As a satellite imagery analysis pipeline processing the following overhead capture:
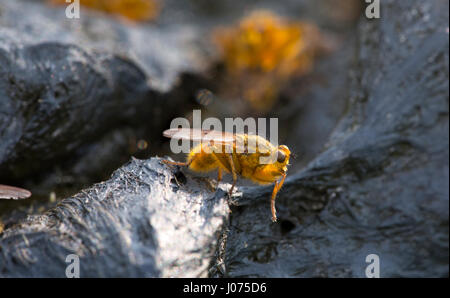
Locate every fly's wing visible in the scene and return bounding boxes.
[163,128,244,152]
[163,128,234,143]
[0,185,32,200]
[163,129,270,154]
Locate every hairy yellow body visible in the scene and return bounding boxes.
[187,135,289,185]
[162,129,291,222]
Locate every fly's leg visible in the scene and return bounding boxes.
[216,168,223,189]
[277,173,287,191]
[161,159,192,167]
[209,144,238,199]
[217,167,223,182]
[226,154,237,198]
[271,173,286,222]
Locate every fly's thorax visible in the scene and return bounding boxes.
[238,134,276,166]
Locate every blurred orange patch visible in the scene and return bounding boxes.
[49,0,161,22]
[213,11,325,112]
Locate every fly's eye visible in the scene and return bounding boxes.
[277,150,286,163]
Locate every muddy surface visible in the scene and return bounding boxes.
[219,0,449,277]
[0,158,230,277]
